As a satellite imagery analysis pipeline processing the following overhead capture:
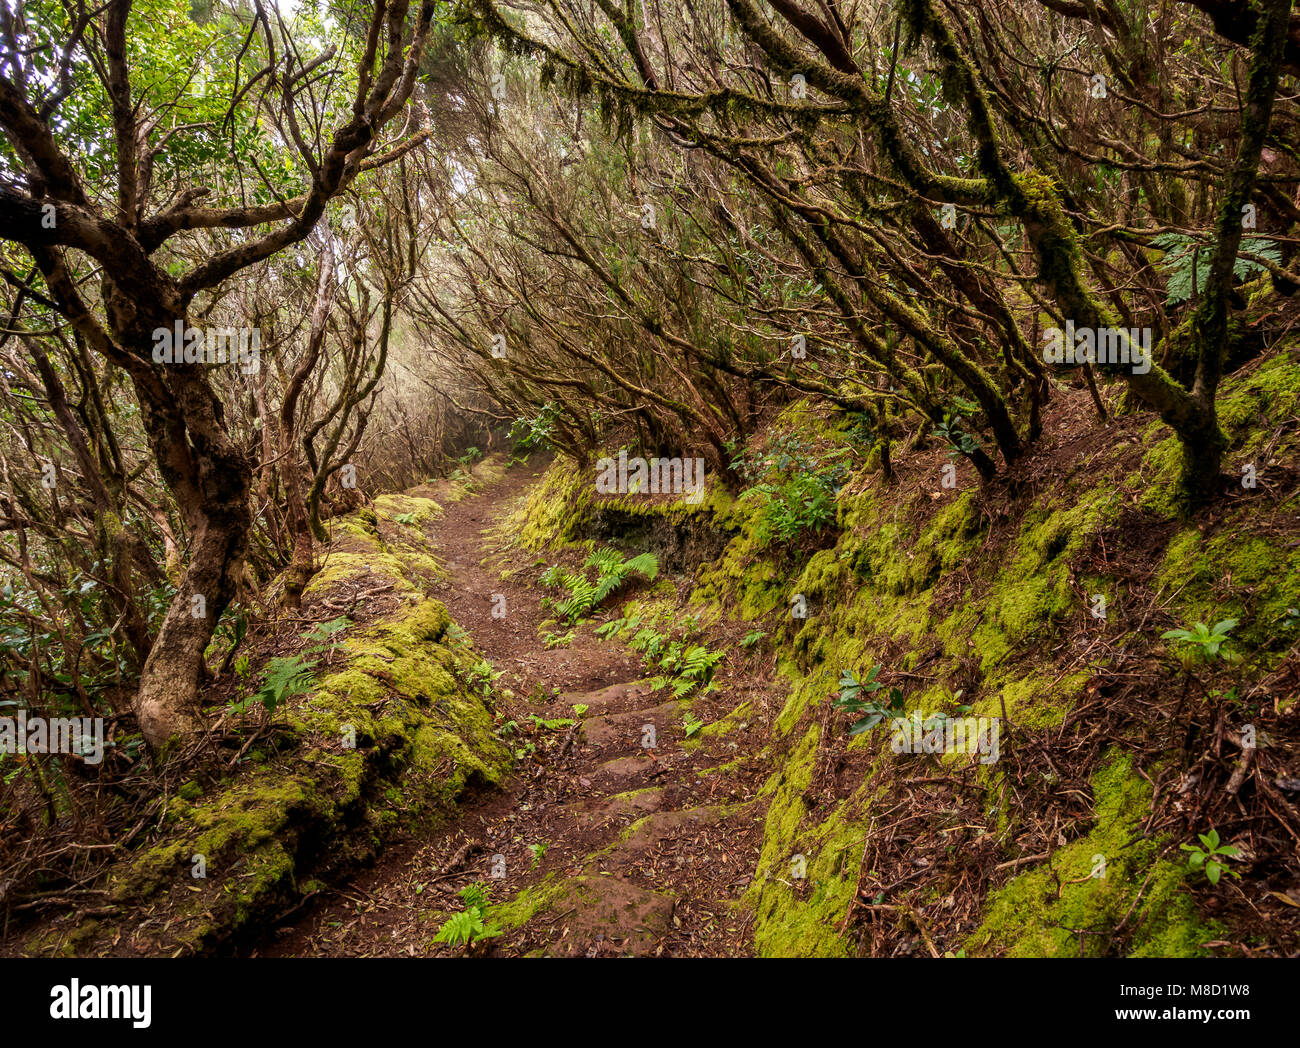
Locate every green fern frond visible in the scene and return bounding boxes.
[583,547,624,573]
[621,552,659,581]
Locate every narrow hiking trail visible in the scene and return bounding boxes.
[252,460,771,957]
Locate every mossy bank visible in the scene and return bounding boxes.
[16,473,510,957]
[509,350,1300,957]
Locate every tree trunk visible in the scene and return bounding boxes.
[135,505,249,750]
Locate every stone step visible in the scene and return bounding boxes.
[527,875,675,957]
[561,680,657,714]
[580,699,682,749]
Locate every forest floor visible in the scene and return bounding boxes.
[248,458,776,957]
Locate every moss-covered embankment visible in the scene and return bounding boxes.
[509,350,1300,957]
[19,481,510,957]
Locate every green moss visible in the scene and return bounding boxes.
[489,873,572,930]
[1139,436,1184,518]
[1217,350,1300,449]
[978,670,1089,733]
[746,724,865,957]
[698,701,752,739]
[504,459,593,551]
[373,493,443,527]
[970,753,1215,957]
[1158,526,1300,659]
[114,777,318,900]
[970,486,1118,671]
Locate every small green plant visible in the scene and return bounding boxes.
[740,629,766,648]
[833,666,905,735]
[542,629,575,649]
[228,616,351,716]
[393,512,419,526]
[433,883,500,949]
[683,714,704,738]
[1162,618,1238,662]
[528,842,548,869]
[571,703,589,716]
[931,397,984,459]
[540,549,659,623]
[1180,828,1241,885]
[466,659,502,696]
[528,714,575,730]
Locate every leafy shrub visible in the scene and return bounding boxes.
[731,433,848,543]
[833,666,905,735]
[507,403,559,452]
[930,396,985,459]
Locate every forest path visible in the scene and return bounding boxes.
[252,457,765,957]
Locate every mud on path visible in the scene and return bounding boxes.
[250,459,770,957]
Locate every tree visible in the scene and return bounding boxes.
[0,0,439,749]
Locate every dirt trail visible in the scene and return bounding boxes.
[252,459,768,957]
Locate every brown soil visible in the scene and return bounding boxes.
[247,458,773,957]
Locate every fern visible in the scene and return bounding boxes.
[591,570,626,607]
[554,573,597,620]
[434,883,500,949]
[620,553,659,581]
[631,627,666,657]
[433,910,481,947]
[459,882,490,911]
[542,549,660,623]
[679,645,723,682]
[229,616,351,716]
[1153,232,1281,306]
[252,655,317,714]
[583,548,624,574]
[644,639,724,697]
